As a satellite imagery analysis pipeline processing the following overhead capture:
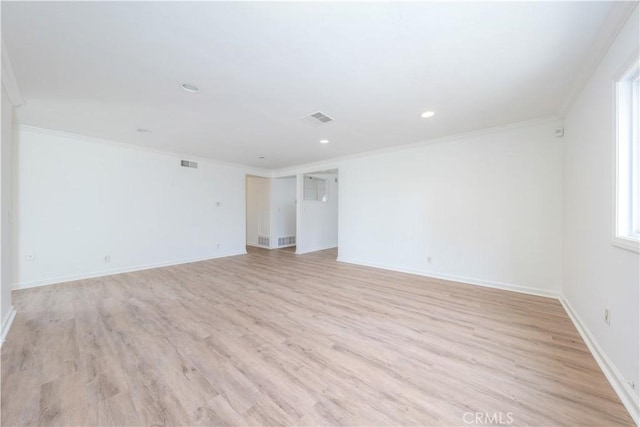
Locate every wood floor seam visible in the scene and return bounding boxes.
[1,247,633,426]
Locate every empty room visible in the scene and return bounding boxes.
[1,1,639,426]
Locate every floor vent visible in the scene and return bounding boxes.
[278,236,296,247]
[258,236,270,246]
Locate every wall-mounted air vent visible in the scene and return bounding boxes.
[181,160,198,169]
[278,236,296,247]
[309,111,334,123]
[258,236,270,246]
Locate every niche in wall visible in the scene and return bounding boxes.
[296,170,339,255]
[303,175,328,202]
[246,175,296,249]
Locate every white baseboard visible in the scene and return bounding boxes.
[246,243,271,249]
[1,306,16,346]
[13,250,247,290]
[336,257,637,423]
[336,257,560,299]
[560,297,639,425]
[246,243,296,250]
[296,244,338,255]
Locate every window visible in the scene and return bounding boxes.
[614,61,639,252]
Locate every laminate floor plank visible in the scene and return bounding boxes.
[1,247,634,426]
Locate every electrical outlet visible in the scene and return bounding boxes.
[427,257,432,264]
[26,253,35,262]
[104,255,111,262]
[604,307,611,326]
[216,243,220,249]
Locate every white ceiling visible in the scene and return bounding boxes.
[2,1,620,169]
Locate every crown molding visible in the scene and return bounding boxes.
[18,114,560,180]
[1,41,24,107]
[271,115,561,177]
[558,2,638,118]
[17,124,272,176]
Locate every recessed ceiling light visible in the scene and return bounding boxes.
[181,83,199,93]
[421,111,435,118]
[320,139,329,144]
[137,128,152,133]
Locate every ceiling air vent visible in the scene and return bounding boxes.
[181,160,198,169]
[309,111,334,123]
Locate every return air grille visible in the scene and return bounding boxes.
[258,236,270,246]
[278,236,296,246]
[181,160,198,168]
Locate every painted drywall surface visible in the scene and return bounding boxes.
[296,173,338,254]
[14,127,247,288]
[1,86,14,330]
[562,6,639,408]
[338,121,563,295]
[2,2,623,170]
[246,176,271,247]
[270,177,296,246]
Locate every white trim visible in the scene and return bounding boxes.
[246,243,296,250]
[296,245,338,255]
[18,125,271,177]
[18,117,561,179]
[560,297,639,425]
[1,42,24,106]
[1,306,16,346]
[336,257,559,299]
[612,236,640,253]
[559,2,638,118]
[247,243,273,250]
[13,250,247,290]
[272,115,561,177]
[336,257,638,423]
[613,58,640,254]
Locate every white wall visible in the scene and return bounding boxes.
[562,6,639,422]
[246,175,271,247]
[14,127,248,288]
[1,86,15,339]
[246,176,296,249]
[270,177,296,245]
[337,121,563,296]
[296,173,338,254]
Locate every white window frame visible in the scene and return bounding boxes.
[613,60,640,253]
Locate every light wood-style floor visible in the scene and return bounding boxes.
[1,247,633,426]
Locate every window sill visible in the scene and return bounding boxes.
[612,236,640,253]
